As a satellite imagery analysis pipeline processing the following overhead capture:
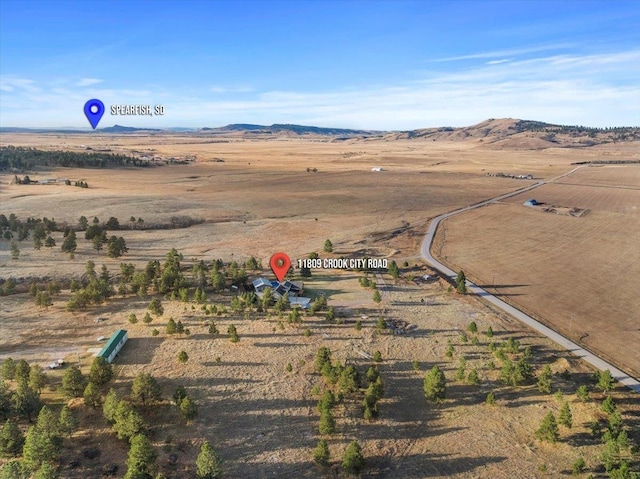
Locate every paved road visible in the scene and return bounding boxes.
[419,169,640,393]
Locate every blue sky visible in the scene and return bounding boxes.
[0,0,638,129]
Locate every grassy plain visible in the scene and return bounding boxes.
[435,165,640,378]
[0,132,639,477]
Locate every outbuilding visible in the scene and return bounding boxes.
[97,329,128,363]
[523,199,539,206]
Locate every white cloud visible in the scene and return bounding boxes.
[210,85,254,94]
[431,43,574,62]
[1,49,639,129]
[76,78,103,87]
[0,76,39,93]
[486,59,511,65]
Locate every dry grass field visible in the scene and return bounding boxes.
[1,132,639,477]
[435,165,640,378]
[3,269,637,478]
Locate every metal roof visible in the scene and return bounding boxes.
[97,329,127,360]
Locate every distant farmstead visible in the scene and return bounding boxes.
[523,199,539,206]
[97,329,128,363]
[371,167,384,172]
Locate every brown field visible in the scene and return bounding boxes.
[435,165,640,378]
[1,133,639,477]
[3,271,637,478]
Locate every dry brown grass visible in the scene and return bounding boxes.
[1,134,639,478]
[435,165,640,378]
[5,272,635,478]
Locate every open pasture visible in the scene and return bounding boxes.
[435,165,640,377]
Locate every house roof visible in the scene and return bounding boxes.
[289,297,312,308]
[252,278,276,290]
[97,329,127,360]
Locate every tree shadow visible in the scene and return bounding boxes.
[114,337,163,365]
[364,452,508,478]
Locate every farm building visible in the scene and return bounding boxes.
[371,167,384,172]
[97,329,128,363]
[252,278,311,308]
[523,199,539,206]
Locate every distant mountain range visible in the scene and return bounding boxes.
[382,118,639,149]
[203,123,377,136]
[1,119,638,148]
[0,123,373,136]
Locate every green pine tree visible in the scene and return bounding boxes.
[535,412,560,443]
[195,440,221,479]
[313,439,330,466]
[89,357,113,386]
[102,389,120,423]
[124,434,157,479]
[372,290,382,304]
[558,401,573,428]
[0,418,24,456]
[423,365,446,401]
[83,382,101,408]
[131,373,162,406]
[318,409,335,435]
[342,440,365,474]
[597,370,615,393]
[180,396,198,422]
[57,406,77,438]
[537,365,553,394]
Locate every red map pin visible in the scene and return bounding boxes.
[270,252,291,282]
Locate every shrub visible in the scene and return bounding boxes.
[572,457,586,475]
[445,343,454,358]
[228,324,239,343]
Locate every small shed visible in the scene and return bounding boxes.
[371,167,384,172]
[523,199,539,206]
[97,329,128,363]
